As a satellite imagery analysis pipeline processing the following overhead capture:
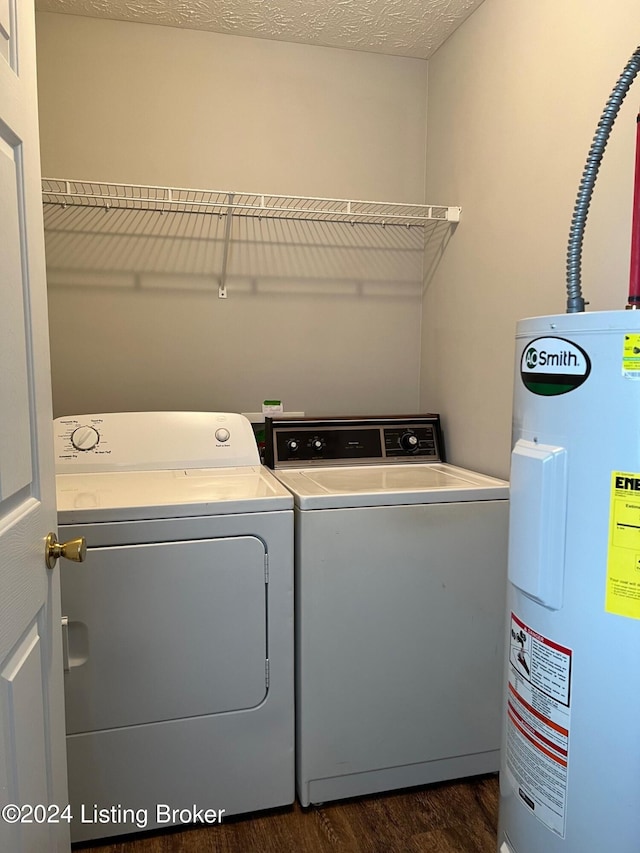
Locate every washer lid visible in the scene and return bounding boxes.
[56,465,293,524]
[274,463,508,509]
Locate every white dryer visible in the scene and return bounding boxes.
[265,415,509,807]
[54,412,294,842]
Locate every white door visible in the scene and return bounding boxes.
[0,1,70,851]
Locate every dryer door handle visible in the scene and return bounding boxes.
[61,616,70,672]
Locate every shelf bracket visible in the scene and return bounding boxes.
[219,191,235,298]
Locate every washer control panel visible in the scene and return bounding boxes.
[265,415,444,468]
[54,411,260,473]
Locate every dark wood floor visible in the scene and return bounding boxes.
[75,775,499,853]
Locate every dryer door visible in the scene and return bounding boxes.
[62,536,268,733]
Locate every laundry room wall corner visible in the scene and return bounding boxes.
[420,0,639,480]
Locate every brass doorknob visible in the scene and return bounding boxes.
[45,532,87,570]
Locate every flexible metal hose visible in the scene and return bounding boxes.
[566,46,640,313]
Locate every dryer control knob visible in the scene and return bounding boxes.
[311,437,325,452]
[70,425,100,451]
[215,428,230,443]
[287,439,300,452]
[400,432,419,451]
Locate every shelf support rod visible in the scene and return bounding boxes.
[219,192,235,298]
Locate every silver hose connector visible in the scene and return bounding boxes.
[566,46,640,313]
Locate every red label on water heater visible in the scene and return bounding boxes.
[505,613,572,838]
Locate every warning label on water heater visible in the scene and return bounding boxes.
[621,333,640,379]
[505,613,572,839]
[606,472,640,619]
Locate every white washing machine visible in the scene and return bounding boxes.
[265,415,509,807]
[54,412,294,843]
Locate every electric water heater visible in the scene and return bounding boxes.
[497,41,640,852]
[497,311,640,852]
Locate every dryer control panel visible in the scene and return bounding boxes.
[54,411,260,473]
[265,415,444,468]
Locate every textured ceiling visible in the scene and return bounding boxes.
[35,0,486,59]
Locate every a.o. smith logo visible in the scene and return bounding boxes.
[525,346,579,370]
[521,336,590,396]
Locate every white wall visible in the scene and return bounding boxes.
[421,0,640,477]
[36,13,429,418]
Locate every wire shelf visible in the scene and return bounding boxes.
[42,178,461,226]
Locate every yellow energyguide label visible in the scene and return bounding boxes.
[622,333,640,377]
[606,472,640,619]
